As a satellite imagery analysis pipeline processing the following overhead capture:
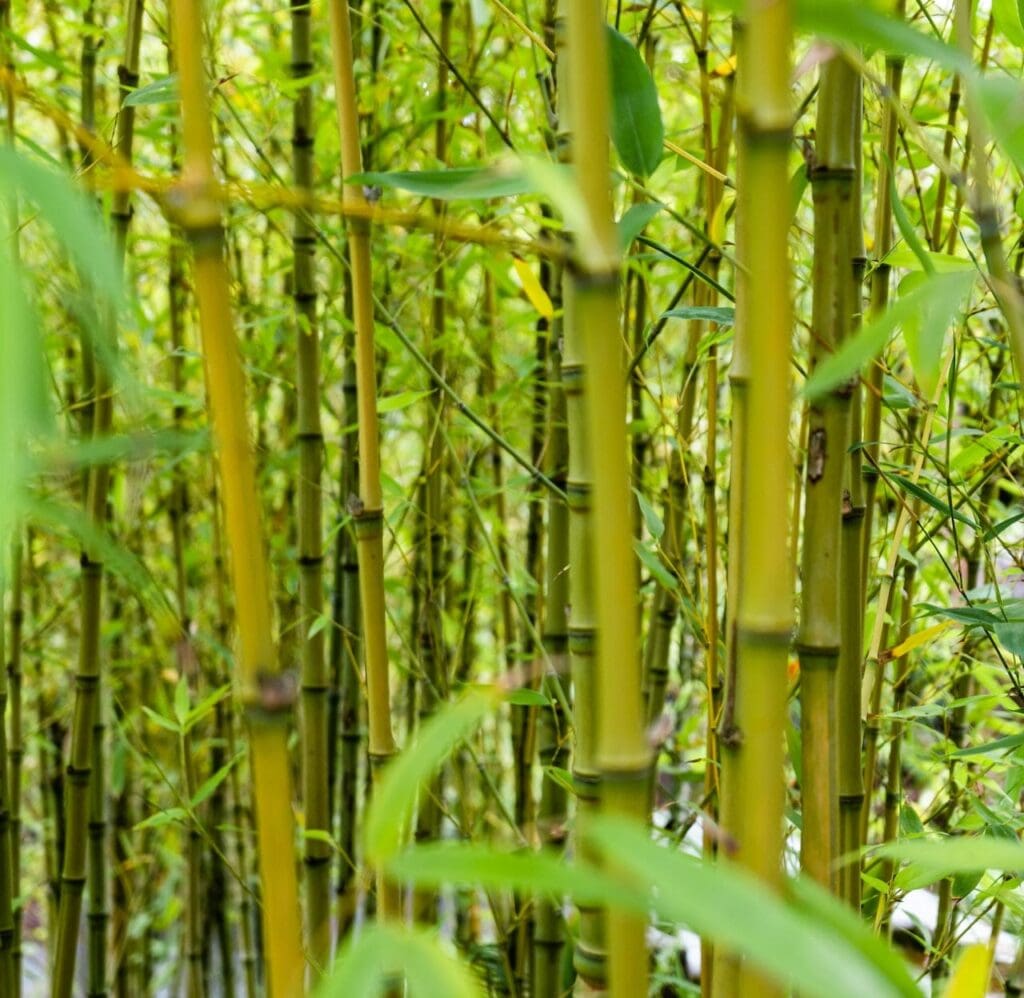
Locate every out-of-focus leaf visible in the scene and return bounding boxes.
[124,73,179,106]
[618,202,661,249]
[942,944,991,998]
[348,166,537,200]
[586,817,920,998]
[364,689,496,863]
[318,924,481,998]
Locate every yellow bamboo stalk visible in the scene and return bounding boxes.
[328,0,399,920]
[168,0,303,991]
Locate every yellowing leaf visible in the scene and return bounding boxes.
[713,53,737,77]
[942,944,990,998]
[512,257,553,319]
[887,621,953,660]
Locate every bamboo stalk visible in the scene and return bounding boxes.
[168,0,304,991]
[565,4,649,994]
[836,67,866,909]
[288,0,331,974]
[798,52,858,889]
[716,0,793,991]
[328,0,399,920]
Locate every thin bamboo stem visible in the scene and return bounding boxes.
[328,0,399,921]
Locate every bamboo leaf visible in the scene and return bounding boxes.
[606,26,664,178]
[141,706,179,734]
[793,0,973,75]
[888,474,976,527]
[190,753,242,808]
[618,202,661,248]
[378,390,433,414]
[993,0,1024,47]
[123,73,179,106]
[348,166,536,200]
[890,172,934,275]
[659,306,735,327]
[512,257,554,319]
[875,835,1024,888]
[977,77,1024,174]
[586,817,920,998]
[364,689,497,863]
[634,539,678,591]
[887,621,954,659]
[942,945,991,998]
[173,676,190,727]
[993,621,1024,659]
[635,489,665,541]
[384,842,650,913]
[318,924,481,998]
[134,807,188,831]
[950,733,1024,759]
[183,683,233,733]
[506,689,549,707]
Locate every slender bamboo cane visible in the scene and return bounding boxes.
[330,336,362,945]
[328,0,399,919]
[0,556,13,997]
[716,0,793,991]
[798,52,858,889]
[553,5,602,988]
[53,0,145,986]
[862,0,905,629]
[288,0,331,974]
[836,71,866,909]
[412,0,453,928]
[954,0,1024,380]
[6,537,21,996]
[169,0,304,991]
[1,12,22,984]
[711,17,747,996]
[565,4,649,994]
[534,251,569,998]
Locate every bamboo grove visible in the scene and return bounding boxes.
[7,0,1024,994]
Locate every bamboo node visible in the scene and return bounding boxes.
[252,670,298,715]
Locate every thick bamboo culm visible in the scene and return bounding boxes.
[328,0,399,919]
[716,0,793,994]
[798,53,858,889]
[565,3,649,995]
[169,0,304,993]
[289,0,331,975]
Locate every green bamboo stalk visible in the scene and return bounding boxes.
[711,17,747,997]
[836,68,866,910]
[798,52,858,889]
[330,336,362,945]
[288,0,331,974]
[715,0,793,991]
[861,0,905,634]
[52,0,144,985]
[412,0,453,928]
[954,0,1024,380]
[565,4,648,994]
[2,16,21,980]
[328,0,400,920]
[533,248,569,998]
[169,0,304,991]
[0,554,14,998]
[6,536,21,997]
[552,4,602,988]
